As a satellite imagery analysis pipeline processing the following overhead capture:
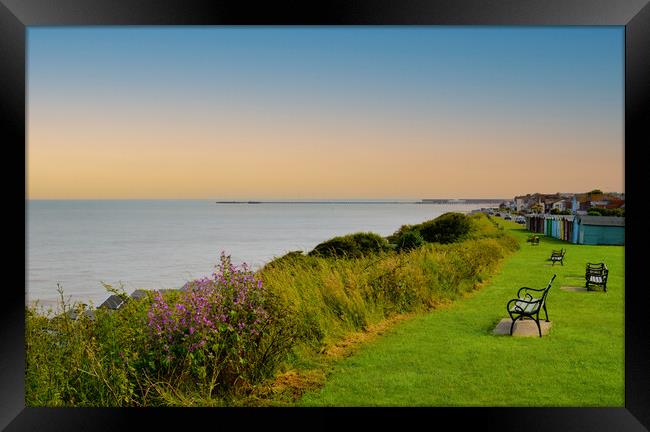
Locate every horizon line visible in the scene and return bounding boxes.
[26,197,511,201]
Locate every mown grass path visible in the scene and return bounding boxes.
[298,221,624,406]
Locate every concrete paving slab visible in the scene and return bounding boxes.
[493,318,552,337]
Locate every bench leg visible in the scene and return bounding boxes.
[534,315,542,338]
[543,304,549,322]
[509,316,520,335]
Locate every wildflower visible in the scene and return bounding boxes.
[146,251,271,363]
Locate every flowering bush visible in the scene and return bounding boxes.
[145,252,298,395]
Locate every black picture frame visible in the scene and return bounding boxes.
[2,0,649,430]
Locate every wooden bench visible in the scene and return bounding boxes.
[550,248,565,266]
[506,274,556,337]
[585,262,609,292]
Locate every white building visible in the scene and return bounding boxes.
[551,200,566,211]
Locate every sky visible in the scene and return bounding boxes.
[27,26,624,200]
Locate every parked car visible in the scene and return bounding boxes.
[515,216,526,224]
[495,212,501,217]
[504,215,512,220]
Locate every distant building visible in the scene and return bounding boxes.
[514,191,624,214]
[605,198,625,209]
[590,200,609,208]
[514,196,527,212]
[551,200,566,211]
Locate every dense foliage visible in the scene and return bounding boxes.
[418,212,473,243]
[587,207,624,217]
[388,212,473,246]
[308,232,391,259]
[394,229,425,253]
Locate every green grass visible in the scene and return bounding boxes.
[298,221,624,406]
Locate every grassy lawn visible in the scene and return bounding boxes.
[298,221,624,406]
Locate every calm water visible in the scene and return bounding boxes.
[27,200,486,307]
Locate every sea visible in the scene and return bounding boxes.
[26,200,489,308]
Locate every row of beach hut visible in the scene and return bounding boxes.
[525,214,624,245]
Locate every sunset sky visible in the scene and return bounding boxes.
[27,27,624,200]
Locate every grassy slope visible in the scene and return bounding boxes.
[298,221,624,406]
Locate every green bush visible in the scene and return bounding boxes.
[26,286,152,407]
[389,213,475,246]
[308,232,390,259]
[418,212,473,244]
[395,229,425,253]
[386,224,415,244]
[264,250,305,270]
[587,207,624,217]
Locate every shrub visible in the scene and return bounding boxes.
[25,284,150,407]
[308,236,357,258]
[145,252,299,395]
[419,212,473,244]
[395,229,425,253]
[389,213,476,246]
[386,224,415,243]
[587,207,624,217]
[308,232,390,259]
[350,232,391,254]
[263,250,305,270]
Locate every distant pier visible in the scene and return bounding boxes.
[216,199,507,205]
[419,199,507,205]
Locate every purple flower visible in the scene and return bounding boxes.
[145,251,271,363]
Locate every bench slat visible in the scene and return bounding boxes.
[511,300,538,314]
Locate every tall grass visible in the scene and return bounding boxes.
[261,223,518,357]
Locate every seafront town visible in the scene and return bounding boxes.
[474,190,625,245]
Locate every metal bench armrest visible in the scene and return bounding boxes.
[517,286,545,298]
[507,298,524,312]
